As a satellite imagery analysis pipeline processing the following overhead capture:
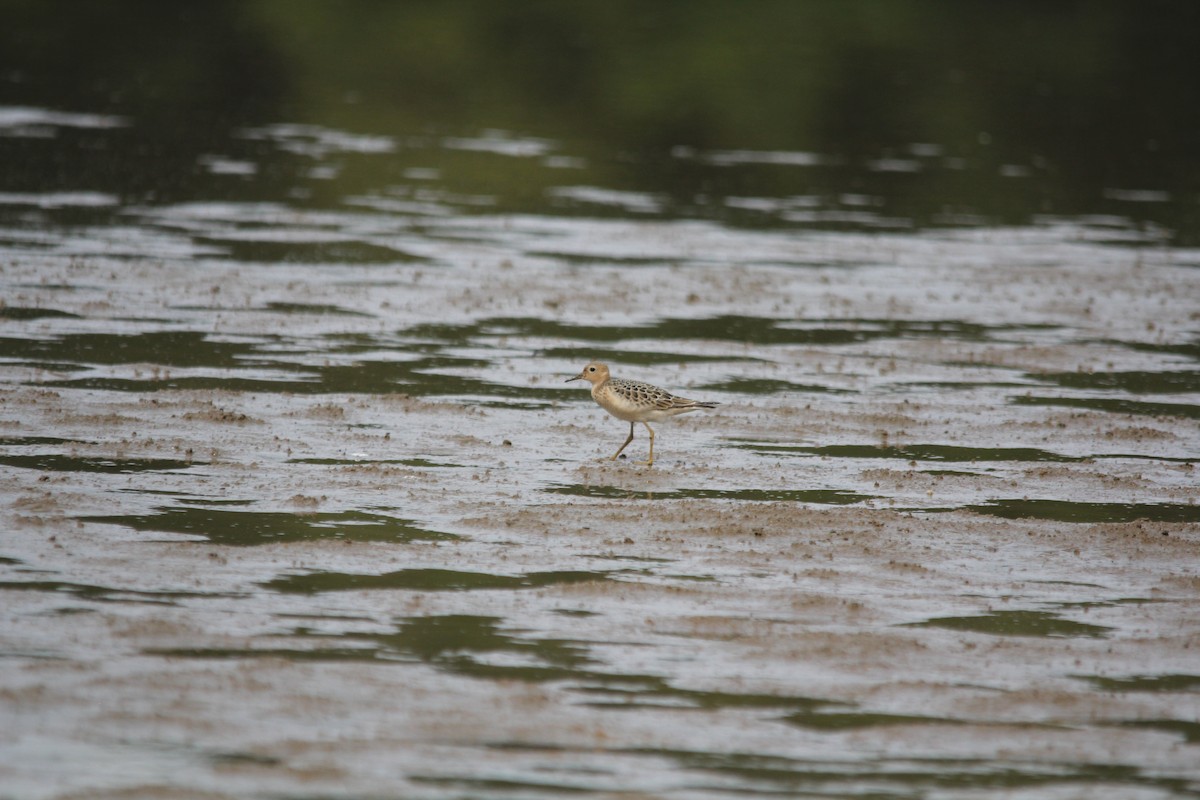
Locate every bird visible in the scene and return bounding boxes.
[566,362,718,466]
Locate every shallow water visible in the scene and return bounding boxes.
[3,4,1200,799]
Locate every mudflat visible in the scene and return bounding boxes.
[2,217,1197,798]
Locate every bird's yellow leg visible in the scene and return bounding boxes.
[636,422,655,466]
[610,422,635,460]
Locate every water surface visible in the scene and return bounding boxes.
[2,4,1199,799]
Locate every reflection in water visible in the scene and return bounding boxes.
[83,507,457,546]
[906,609,1111,639]
[730,441,1088,463]
[4,3,1195,241]
[1013,394,1200,421]
[0,580,225,605]
[1079,674,1200,693]
[262,568,612,594]
[154,612,843,709]
[0,454,195,474]
[1119,720,1200,745]
[967,499,1200,524]
[0,315,1075,400]
[3,2,1197,241]
[151,614,599,683]
[546,484,874,505]
[592,748,1183,797]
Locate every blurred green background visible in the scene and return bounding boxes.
[2,0,1197,241]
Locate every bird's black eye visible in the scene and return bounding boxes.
[588,366,596,372]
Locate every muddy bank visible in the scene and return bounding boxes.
[1,201,1199,798]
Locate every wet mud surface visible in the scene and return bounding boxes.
[2,199,1199,798]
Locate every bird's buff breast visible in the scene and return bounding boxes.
[593,385,678,422]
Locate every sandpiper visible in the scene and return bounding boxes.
[566,362,718,466]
